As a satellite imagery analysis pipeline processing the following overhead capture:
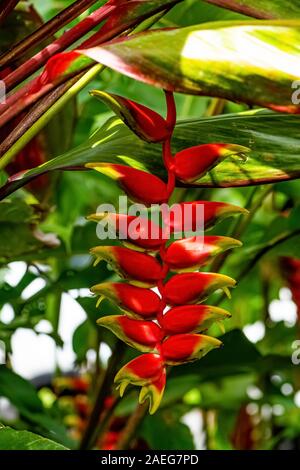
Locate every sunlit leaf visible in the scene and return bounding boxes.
[82,20,300,113]
[0,426,67,450]
[2,110,300,198]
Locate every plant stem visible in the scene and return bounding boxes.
[79,341,125,450]
[0,64,103,170]
[4,3,114,92]
[205,98,226,117]
[0,61,95,129]
[0,1,181,128]
[0,0,19,26]
[90,395,121,449]
[233,186,273,240]
[116,402,148,450]
[215,228,300,307]
[210,186,273,273]
[237,229,300,283]
[0,73,81,158]
[0,0,99,68]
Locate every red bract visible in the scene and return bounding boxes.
[31,51,84,93]
[164,200,248,233]
[86,163,168,205]
[163,236,242,271]
[91,90,171,143]
[139,368,166,415]
[172,144,249,182]
[87,213,167,251]
[163,272,236,306]
[114,353,164,387]
[160,305,231,335]
[161,333,222,365]
[90,246,164,287]
[89,91,244,414]
[97,315,163,352]
[114,354,166,415]
[90,282,162,319]
[114,96,170,142]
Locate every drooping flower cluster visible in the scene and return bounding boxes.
[88,91,248,413]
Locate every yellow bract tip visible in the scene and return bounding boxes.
[223,286,232,299]
[96,295,105,308]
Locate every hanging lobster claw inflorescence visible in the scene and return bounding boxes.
[88,91,249,413]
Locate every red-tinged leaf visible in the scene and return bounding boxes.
[163,200,248,232]
[30,51,92,94]
[97,315,163,352]
[114,353,164,396]
[4,112,300,201]
[85,163,168,205]
[0,1,182,125]
[163,235,242,271]
[83,0,182,48]
[87,213,167,251]
[139,368,166,414]
[161,333,222,365]
[81,22,300,113]
[163,272,236,305]
[160,304,231,335]
[90,282,162,319]
[91,90,170,143]
[203,1,300,20]
[90,246,163,287]
[172,144,249,183]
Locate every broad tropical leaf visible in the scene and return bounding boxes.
[82,20,300,113]
[0,426,67,450]
[1,110,300,198]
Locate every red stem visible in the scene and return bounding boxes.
[167,169,176,198]
[3,2,116,92]
[0,0,19,26]
[162,90,177,192]
[0,2,181,128]
[156,93,176,325]
[165,89,177,131]
[0,0,99,69]
[162,139,173,170]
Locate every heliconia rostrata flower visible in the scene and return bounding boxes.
[88,91,249,414]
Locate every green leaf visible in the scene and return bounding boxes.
[2,110,300,199]
[0,172,7,187]
[82,20,300,113]
[140,409,195,450]
[0,199,36,223]
[0,223,48,263]
[257,322,297,357]
[171,329,293,380]
[171,329,261,379]
[0,426,67,450]
[0,365,44,415]
[194,374,255,409]
[0,198,59,262]
[72,319,97,363]
[0,367,73,447]
[202,1,300,19]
